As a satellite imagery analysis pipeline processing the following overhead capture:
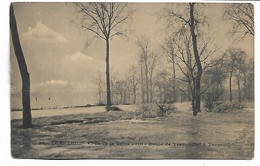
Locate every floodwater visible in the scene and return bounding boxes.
[11,103,254,159]
[11,106,106,120]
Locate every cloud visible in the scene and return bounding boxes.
[31,80,68,90]
[39,80,68,86]
[64,51,104,72]
[22,21,68,43]
[61,51,105,85]
[65,51,95,61]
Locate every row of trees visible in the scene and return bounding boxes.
[95,3,254,116]
[95,46,254,105]
[96,66,140,105]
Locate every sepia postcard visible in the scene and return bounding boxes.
[10,2,254,159]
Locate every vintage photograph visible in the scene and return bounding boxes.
[10,2,254,159]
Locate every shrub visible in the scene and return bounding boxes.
[156,103,174,117]
[109,106,121,111]
[96,103,106,106]
[135,104,157,119]
[212,100,245,113]
[203,90,222,112]
[135,103,175,119]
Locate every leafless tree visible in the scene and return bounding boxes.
[246,59,254,100]
[202,56,227,110]
[164,3,201,115]
[165,30,216,114]
[235,59,245,101]
[224,48,246,102]
[148,52,158,103]
[154,70,173,104]
[163,3,219,116]
[137,37,150,103]
[95,72,105,104]
[139,60,145,104]
[137,37,158,104]
[224,3,254,40]
[110,71,119,104]
[235,58,253,101]
[75,2,133,110]
[127,65,140,104]
[10,3,32,128]
[161,37,177,102]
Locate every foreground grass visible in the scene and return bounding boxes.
[11,103,254,159]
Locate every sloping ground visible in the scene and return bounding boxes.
[11,102,254,159]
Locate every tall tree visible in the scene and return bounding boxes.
[139,59,145,104]
[224,48,246,102]
[189,3,202,116]
[224,3,254,40]
[246,59,254,100]
[75,2,133,110]
[95,72,105,104]
[127,65,140,104]
[137,37,150,103]
[10,3,32,128]
[137,37,158,104]
[164,3,217,115]
[166,3,202,116]
[154,70,173,104]
[202,56,227,110]
[235,55,246,101]
[161,37,177,102]
[148,52,158,103]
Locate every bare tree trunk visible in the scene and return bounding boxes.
[191,79,196,111]
[98,81,102,104]
[133,91,136,104]
[10,3,32,128]
[106,38,111,110]
[187,82,191,101]
[145,61,149,103]
[159,88,162,103]
[149,71,153,103]
[128,90,131,104]
[120,93,122,104]
[99,90,101,104]
[229,75,233,102]
[192,97,195,111]
[150,82,153,103]
[237,76,241,101]
[123,92,126,104]
[172,60,176,102]
[189,3,202,116]
[140,64,145,104]
[133,84,136,104]
[220,82,224,101]
[243,72,247,99]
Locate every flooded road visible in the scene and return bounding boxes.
[11,103,254,159]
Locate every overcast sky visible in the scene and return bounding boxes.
[10,3,254,99]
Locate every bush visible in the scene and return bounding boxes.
[135,104,157,119]
[96,103,106,106]
[212,100,245,113]
[156,103,174,117]
[203,90,222,112]
[109,106,121,111]
[135,103,175,119]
